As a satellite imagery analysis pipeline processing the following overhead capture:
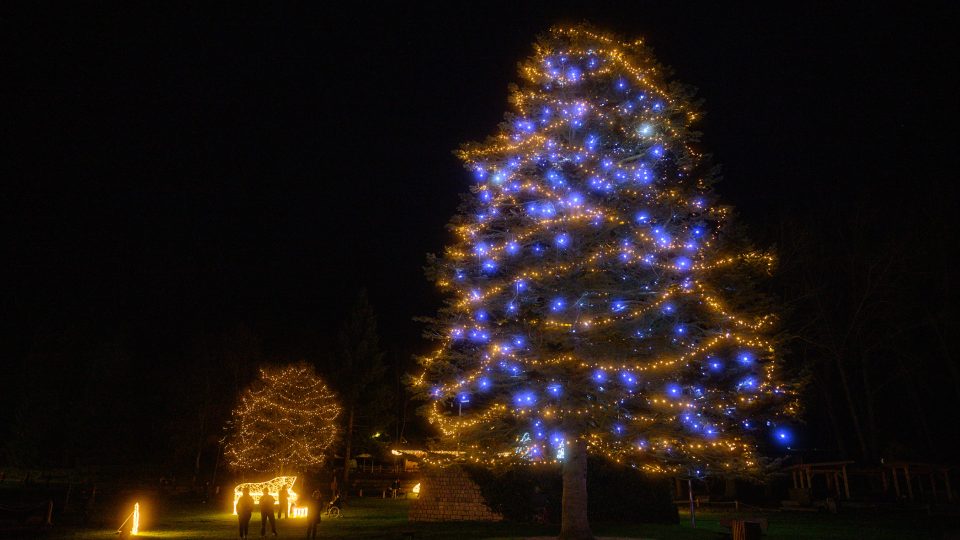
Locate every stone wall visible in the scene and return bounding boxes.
[408,465,503,522]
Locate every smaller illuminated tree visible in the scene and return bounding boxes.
[225,363,340,473]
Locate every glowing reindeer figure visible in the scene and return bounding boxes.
[233,476,303,517]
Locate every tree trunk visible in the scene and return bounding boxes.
[860,353,879,461]
[342,405,355,500]
[818,374,848,458]
[834,354,870,460]
[559,440,593,540]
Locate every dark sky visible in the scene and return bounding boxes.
[3,2,957,364]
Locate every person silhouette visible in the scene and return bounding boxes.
[277,484,289,519]
[306,489,322,539]
[259,489,277,536]
[236,487,254,539]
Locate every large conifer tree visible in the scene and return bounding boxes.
[416,26,795,539]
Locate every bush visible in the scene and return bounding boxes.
[463,458,677,524]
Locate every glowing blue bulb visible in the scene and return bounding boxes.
[674,257,692,271]
[566,192,584,207]
[491,171,507,185]
[566,67,581,82]
[773,427,793,446]
[634,211,650,224]
[611,300,627,313]
[479,190,492,202]
[512,336,525,347]
[613,424,624,435]
[738,351,755,365]
[506,241,520,254]
[474,167,487,180]
[692,227,705,237]
[662,303,675,313]
[451,328,464,339]
[585,134,599,151]
[468,329,489,342]
[652,101,664,112]
[515,279,527,291]
[637,122,654,137]
[454,269,465,281]
[547,383,562,396]
[506,301,518,313]
[635,168,654,184]
[616,78,628,91]
[666,383,682,398]
[477,377,491,391]
[555,233,570,248]
[513,391,536,407]
[708,358,723,372]
[592,369,606,383]
[620,371,637,386]
[457,392,471,404]
[474,310,488,321]
[551,298,565,312]
[470,289,482,301]
[515,119,535,133]
[474,242,489,256]
[674,325,686,335]
[738,377,758,391]
[481,259,497,273]
[546,169,564,186]
[650,145,664,158]
[430,387,442,398]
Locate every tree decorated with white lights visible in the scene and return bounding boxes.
[415,26,796,539]
[226,363,340,473]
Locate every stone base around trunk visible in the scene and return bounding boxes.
[408,465,503,522]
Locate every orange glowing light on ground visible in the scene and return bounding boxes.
[290,506,308,517]
[131,502,139,535]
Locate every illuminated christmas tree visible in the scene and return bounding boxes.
[416,26,796,538]
[226,363,340,473]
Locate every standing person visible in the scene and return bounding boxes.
[277,484,289,519]
[259,489,277,536]
[237,487,254,539]
[306,490,322,539]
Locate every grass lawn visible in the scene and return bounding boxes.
[31,497,960,539]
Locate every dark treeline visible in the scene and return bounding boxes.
[0,291,410,484]
[774,195,957,463]
[3,195,956,480]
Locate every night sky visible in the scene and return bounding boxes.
[3,3,958,468]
